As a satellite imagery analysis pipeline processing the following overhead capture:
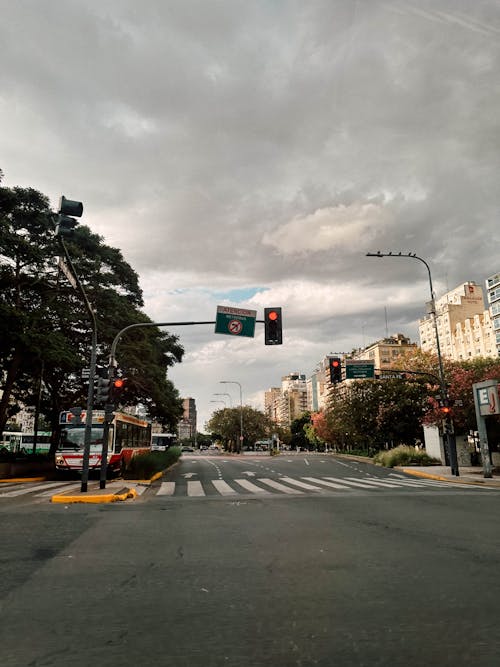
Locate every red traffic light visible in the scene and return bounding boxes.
[441,405,451,414]
[268,310,279,321]
[113,379,125,389]
[331,360,340,367]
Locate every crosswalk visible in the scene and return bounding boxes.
[0,474,496,503]
[152,474,496,499]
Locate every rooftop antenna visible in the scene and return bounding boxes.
[384,307,389,338]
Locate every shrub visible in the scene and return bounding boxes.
[373,445,440,468]
[123,446,181,479]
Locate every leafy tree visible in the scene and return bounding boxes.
[0,176,184,442]
[206,406,273,451]
[290,412,311,450]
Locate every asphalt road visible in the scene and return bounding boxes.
[2,454,500,666]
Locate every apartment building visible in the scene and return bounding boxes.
[265,373,308,426]
[178,397,197,439]
[486,272,500,356]
[419,282,496,360]
[350,333,417,373]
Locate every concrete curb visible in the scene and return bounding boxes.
[51,487,138,504]
[399,468,496,487]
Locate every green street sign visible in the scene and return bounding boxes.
[215,306,257,338]
[345,360,375,379]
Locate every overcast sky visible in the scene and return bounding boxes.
[2,0,500,431]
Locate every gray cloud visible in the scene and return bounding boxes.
[1,0,499,427]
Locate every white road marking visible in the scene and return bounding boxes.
[187,481,205,496]
[242,471,256,477]
[304,459,309,466]
[258,478,303,494]
[343,476,401,488]
[323,476,385,489]
[37,483,82,497]
[279,477,323,491]
[1,482,68,498]
[234,479,272,495]
[182,472,198,479]
[157,482,176,496]
[211,480,237,495]
[302,477,352,490]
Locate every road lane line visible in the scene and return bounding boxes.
[187,481,205,496]
[279,477,323,491]
[343,477,401,488]
[234,479,272,495]
[258,478,303,494]
[211,480,237,495]
[157,482,176,496]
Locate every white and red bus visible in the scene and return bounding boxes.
[55,410,152,475]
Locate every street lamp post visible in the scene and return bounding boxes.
[213,392,233,407]
[210,399,227,408]
[220,380,243,453]
[366,250,459,476]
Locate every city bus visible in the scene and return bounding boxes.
[151,432,177,451]
[55,410,151,475]
[1,431,52,453]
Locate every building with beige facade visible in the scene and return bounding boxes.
[350,333,417,373]
[419,281,496,361]
[265,373,308,426]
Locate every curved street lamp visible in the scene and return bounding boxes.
[213,392,233,407]
[366,250,459,476]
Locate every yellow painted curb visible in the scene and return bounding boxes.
[400,468,491,486]
[51,488,138,504]
[0,476,47,483]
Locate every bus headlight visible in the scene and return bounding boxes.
[55,455,65,466]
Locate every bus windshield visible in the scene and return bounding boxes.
[59,426,104,449]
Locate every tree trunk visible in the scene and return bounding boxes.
[0,348,23,433]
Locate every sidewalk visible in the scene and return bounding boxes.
[396,465,500,488]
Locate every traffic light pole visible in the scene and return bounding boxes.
[58,235,98,492]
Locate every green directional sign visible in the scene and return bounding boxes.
[215,306,257,338]
[345,360,375,379]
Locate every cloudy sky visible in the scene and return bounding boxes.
[2,0,500,430]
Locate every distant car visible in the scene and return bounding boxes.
[181,446,195,452]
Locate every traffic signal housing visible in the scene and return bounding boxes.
[95,377,111,405]
[55,195,83,236]
[329,357,342,384]
[110,377,126,404]
[264,307,283,345]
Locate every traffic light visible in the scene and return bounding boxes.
[110,377,126,404]
[55,195,83,236]
[264,307,283,345]
[95,377,111,405]
[329,357,342,384]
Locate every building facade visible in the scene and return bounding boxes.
[178,397,197,439]
[419,281,496,361]
[350,333,417,373]
[265,373,308,426]
[486,272,500,356]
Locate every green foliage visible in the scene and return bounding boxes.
[0,176,184,438]
[206,406,273,452]
[373,445,440,468]
[123,447,181,479]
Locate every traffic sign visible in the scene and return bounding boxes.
[214,306,256,338]
[345,360,375,379]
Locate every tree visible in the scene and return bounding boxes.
[0,176,185,441]
[290,412,311,450]
[206,406,273,451]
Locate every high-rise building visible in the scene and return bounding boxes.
[178,397,197,439]
[486,272,500,357]
[265,373,308,426]
[419,281,496,360]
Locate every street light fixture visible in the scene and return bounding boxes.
[210,399,227,408]
[220,380,243,453]
[366,250,459,475]
[213,392,233,407]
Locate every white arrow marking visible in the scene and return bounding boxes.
[242,471,256,477]
[182,472,198,479]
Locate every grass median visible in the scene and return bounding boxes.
[373,445,440,468]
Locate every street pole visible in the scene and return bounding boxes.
[220,381,243,453]
[58,234,98,492]
[366,250,459,475]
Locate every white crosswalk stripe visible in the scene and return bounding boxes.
[234,479,272,495]
[278,477,323,491]
[187,480,205,497]
[301,477,353,490]
[1,481,69,498]
[157,481,176,496]
[256,478,303,494]
[211,480,237,495]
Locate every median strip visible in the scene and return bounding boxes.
[51,487,138,503]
